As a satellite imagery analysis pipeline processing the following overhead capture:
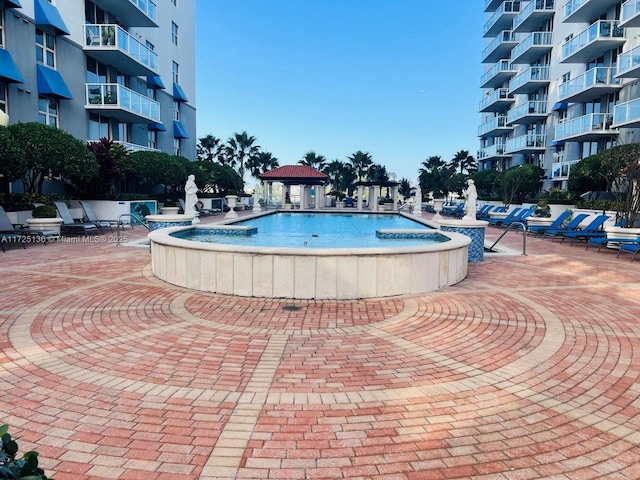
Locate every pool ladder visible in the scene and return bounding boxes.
[487,221,527,256]
[116,213,149,248]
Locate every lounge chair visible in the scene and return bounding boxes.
[487,207,522,226]
[178,198,217,216]
[586,236,640,253]
[79,201,117,232]
[0,232,26,252]
[54,201,99,236]
[542,213,590,240]
[0,205,57,243]
[616,242,640,261]
[501,207,535,228]
[526,210,571,236]
[558,215,610,245]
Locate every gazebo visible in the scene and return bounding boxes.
[259,165,329,209]
[353,180,401,212]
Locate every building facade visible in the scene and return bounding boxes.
[479,0,640,190]
[0,0,196,159]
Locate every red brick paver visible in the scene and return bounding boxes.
[1,215,640,479]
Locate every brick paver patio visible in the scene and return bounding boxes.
[1,214,639,479]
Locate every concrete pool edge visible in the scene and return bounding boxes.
[148,218,471,300]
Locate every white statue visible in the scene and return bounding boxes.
[184,174,200,223]
[413,185,422,216]
[463,179,477,220]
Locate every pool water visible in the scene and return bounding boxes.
[172,213,448,249]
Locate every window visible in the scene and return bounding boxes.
[0,82,7,114]
[38,97,58,127]
[173,100,180,121]
[36,28,56,68]
[174,138,181,156]
[172,61,179,84]
[88,114,109,140]
[171,22,178,46]
[148,130,157,150]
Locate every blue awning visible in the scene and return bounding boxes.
[146,76,166,89]
[3,0,22,8]
[173,83,189,102]
[34,0,70,35]
[551,101,568,112]
[148,122,166,132]
[36,65,72,99]
[549,140,565,147]
[0,48,24,83]
[173,121,189,139]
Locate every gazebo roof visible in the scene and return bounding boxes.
[259,165,329,185]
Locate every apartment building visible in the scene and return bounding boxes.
[479,0,640,190]
[0,0,196,159]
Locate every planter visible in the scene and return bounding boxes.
[526,217,555,227]
[161,206,180,215]
[605,226,640,240]
[26,217,63,235]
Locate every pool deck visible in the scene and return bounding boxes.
[2,210,640,479]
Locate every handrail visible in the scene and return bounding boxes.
[116,213,148,247]
[488,221,527,255]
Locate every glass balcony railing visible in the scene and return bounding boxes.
[483,1,522,36]
[482,30,518,62]
[478,142,508,159]
[617,46,640,77]
[85,83,160,122]
[564,0,588,18]
[513,0,555,31]
[507,101,548,124]
[506,133,546,152]
[478,115,510,136]
[561,20,624,61]
[555,113,614,140]
[551,160,580,179]
[511,32,553,61]
[479,88,515,111]
[84,24,158,73]
[614,98,640,126]
[129,0,157,23]
[558,67,619,100]
[481,59,515,87]
[509,66,550,92]
[622,0,640,25]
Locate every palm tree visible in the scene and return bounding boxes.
[196,134,223,163]
[323,160,345,194]
[367,163,390,196]
[247,151,279,179]
[398,177,412,200]
[299,151,326,170]
[348,150,373,181]
[419,155,452,198]
[226,131,260,184]
[451,150,478,174]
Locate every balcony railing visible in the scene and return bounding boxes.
[509,66,550,93]
[478,142,509,159]
[84,24,158,75]
[93,0,157,27]
[483,1,522,37]
[481,59,516,88]
[551,160,580,179]
[479,88,515,112]
[484,0,504,12]
[558,67,620,102]
[511,31,553,63]
[555,113,616,140]
[129,0,156,22]
[613,98,640,127]
[621,0,640,27]
[85,83,160,123]
[513,0,555,32]
[506,133,546,153]
[564,0,622,23]
[617,45,640,78]
[482,30,519,63]
[561,20,625,63]
[478,115,511,137]
[507,101,548,124]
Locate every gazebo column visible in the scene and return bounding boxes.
[371,187,379,212]
[357,185,364,211]
[300,185,307,209]
[315,186,323,210]
[391,186,399,212]
[282,184,290,208]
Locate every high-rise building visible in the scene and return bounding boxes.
[0,0,196,159]
[479,0,640,190]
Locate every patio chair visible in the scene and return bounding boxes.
[542,213,590,240]
[0,232,26,252]
[558,214,610,245]
[501,207,535,228]
[79,201,116,232]
[487,207,522,226]
[616,242,640,261]
[54,201,99,236]
[526,210,571,236]
[586,236,640,253]
[0,205,57,243]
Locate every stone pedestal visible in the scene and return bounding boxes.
[146,214,195,231]
[225,195,239,219]
[438,219,488,263]
[432,198,445,221]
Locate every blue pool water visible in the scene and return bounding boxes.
[172,213,448,249]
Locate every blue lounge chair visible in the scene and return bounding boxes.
[476,205,492,218]
[542,213,590,240]
[559,215,610,245]
[527,210,571,236]
[54,201,99,236]
[617,243,640,261]
[586,236,640,252]
[502,207,535,228]
[487,207,522,226]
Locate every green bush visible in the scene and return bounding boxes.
[31,205,58,218]
[0,424,53,479]
[576,199,619,211]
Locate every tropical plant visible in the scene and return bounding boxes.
[226,131,260,184]
[599,143,640,227]
[298,151,326,170]
[418,155,453,198]
[451,150,478,175]
[499,164,545,205]
[567,154,610,198]
[323,160,356,197]
[84,138,128,195]
[471,168,500,199]
[0,126,26,195]
[0,424,53,479]
[247,151,279,179]
[348,150,373,181]
[398,178,412,200]
[31,204,58,218]
[196,134,224,163]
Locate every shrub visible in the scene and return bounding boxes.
[0,424,53,479]
[31,205,58,218]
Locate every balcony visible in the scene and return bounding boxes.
[509,66,550,94]
[510,32,553,64]
[482,30,519,63]
[89,139,160,153]
[478,142,510,160]
[616,45,640,78]
[621,0,640,27]
[85,83,160,123]
[92,0,157,27]
[481,59,517,88]
[485,0,504,12]
[551,160,580,180]
[513,0,555,33]
[484,1,522,38]
[613,98,640,127]
[84,24,158,76]
[478,115,513,138]
[555,113,618,141]
[507,101,548,125]
[561,20,625,63]
[558,67,621,102]
[564,0,621,23]
[479,88,516,112]
[506,133,546,153]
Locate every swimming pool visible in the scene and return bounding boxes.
[148,211,471,299]
[171,213,448,249]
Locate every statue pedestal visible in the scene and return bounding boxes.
[432,198,445,221]
[225,195,239,218]
[146,214,195,231]
[438,219,488,263]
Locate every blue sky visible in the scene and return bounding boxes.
[195,1,485,184]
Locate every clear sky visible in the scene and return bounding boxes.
[195,1,485,185]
